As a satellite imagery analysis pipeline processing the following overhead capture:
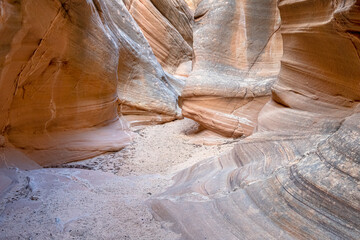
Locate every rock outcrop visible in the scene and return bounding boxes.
[0,0,181,166]
[151,0,360,239]
[181,0,283,138]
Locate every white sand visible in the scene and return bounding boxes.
[0,119,237,240]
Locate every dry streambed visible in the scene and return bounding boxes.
[0,119,237,240]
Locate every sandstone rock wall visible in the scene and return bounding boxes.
[181,0,283,138]
[0,0,181,166]
[184,0,202,11]
[123,0,193,75]
[152,0,360,239]
[115,0,184,125]
[258,0,360,133]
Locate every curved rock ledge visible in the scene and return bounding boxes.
[181,0,283,137]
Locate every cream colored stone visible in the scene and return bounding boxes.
[181,0,283,137]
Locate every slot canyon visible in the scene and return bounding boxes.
[0,0,359,239]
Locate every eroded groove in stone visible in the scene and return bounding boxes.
[181,0,283,137]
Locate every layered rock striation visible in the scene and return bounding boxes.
[123,0,193,75]
[152,0,360,239]
[181,0,283,138]
[258,0,360,133]
[0,0,181,166]
[1,0,359,238]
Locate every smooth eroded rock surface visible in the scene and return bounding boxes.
[151,0,360,239]
[123,0,193,74]
[0,0,181,166]
[258,0,360,133]
[1,0,359,239]
[181,0,283,137]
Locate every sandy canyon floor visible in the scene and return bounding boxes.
[0,119,238,240]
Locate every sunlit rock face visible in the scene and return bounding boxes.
[151,0,360,239]
[181,0,283,138]
[0,0,181,166]
[184,0,202,11]
[115,0,184,126]
[123,0,193,75]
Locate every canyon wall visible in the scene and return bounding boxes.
[0,0,359,238]
[181,0,283,137]
[123,0,193,75]
[0,0,182,166]
[184,0,202,11]
[152,0,360,239]
[258,0,360,133]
